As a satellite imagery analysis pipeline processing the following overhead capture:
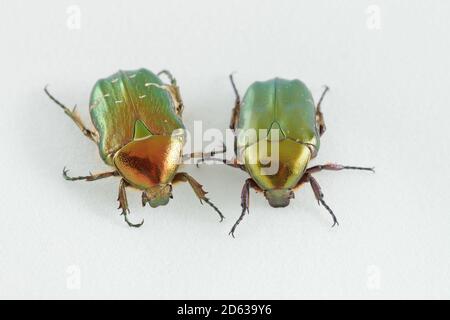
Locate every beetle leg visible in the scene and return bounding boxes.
[157,70,176,85]
[297,164,374,226]
[183,142,228,166]
[301,173,339,227]
[62,167,119,181]
[166,83,184,116]
[229,73,241,131]
[44,86,99,143]
[306,163,375,174]
[117,179,144,228]
[196,156,246,172]
[315,86,330,137]
[183,141,226,163]
[173,172,224,222]
[157,70,184,115]
[229,178,260,238]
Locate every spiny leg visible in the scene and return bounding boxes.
[306,163,375,175]
[299,163,374,226]
[229,178,260,238]
[316,85,330,137]
[157,69,184,115]
[229,73,241,131]
[305,173,339,227]
[173,172,224,222]
[118,179,144,228]
[63,167,119,181]
[44,86,98,143]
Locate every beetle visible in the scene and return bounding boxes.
[45,68,223,227]
[213,75,374,237]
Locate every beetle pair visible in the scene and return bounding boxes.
[45,68,373,237]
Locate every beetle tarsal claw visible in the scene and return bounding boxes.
[142,192,149,207]
[120,208,144,228]
[62,167,71,180]
[228,206,246,238]
[124,214,144,228]
[318,198,339,227]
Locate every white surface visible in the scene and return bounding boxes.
[1,0,449,299]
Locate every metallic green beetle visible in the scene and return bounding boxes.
[45,68,223,227]
[220,75,373,237]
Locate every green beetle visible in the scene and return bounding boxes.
[45,68,223,227]
[220,75,374,237]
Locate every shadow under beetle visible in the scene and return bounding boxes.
[45,68,223,227]
[205,75,374,237]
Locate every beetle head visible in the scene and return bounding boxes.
[142,184,173,208]
[264,189,294,208]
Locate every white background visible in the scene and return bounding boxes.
[0,0,449,299]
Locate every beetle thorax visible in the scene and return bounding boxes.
[242,138,311,191]
[113,135,183,191]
